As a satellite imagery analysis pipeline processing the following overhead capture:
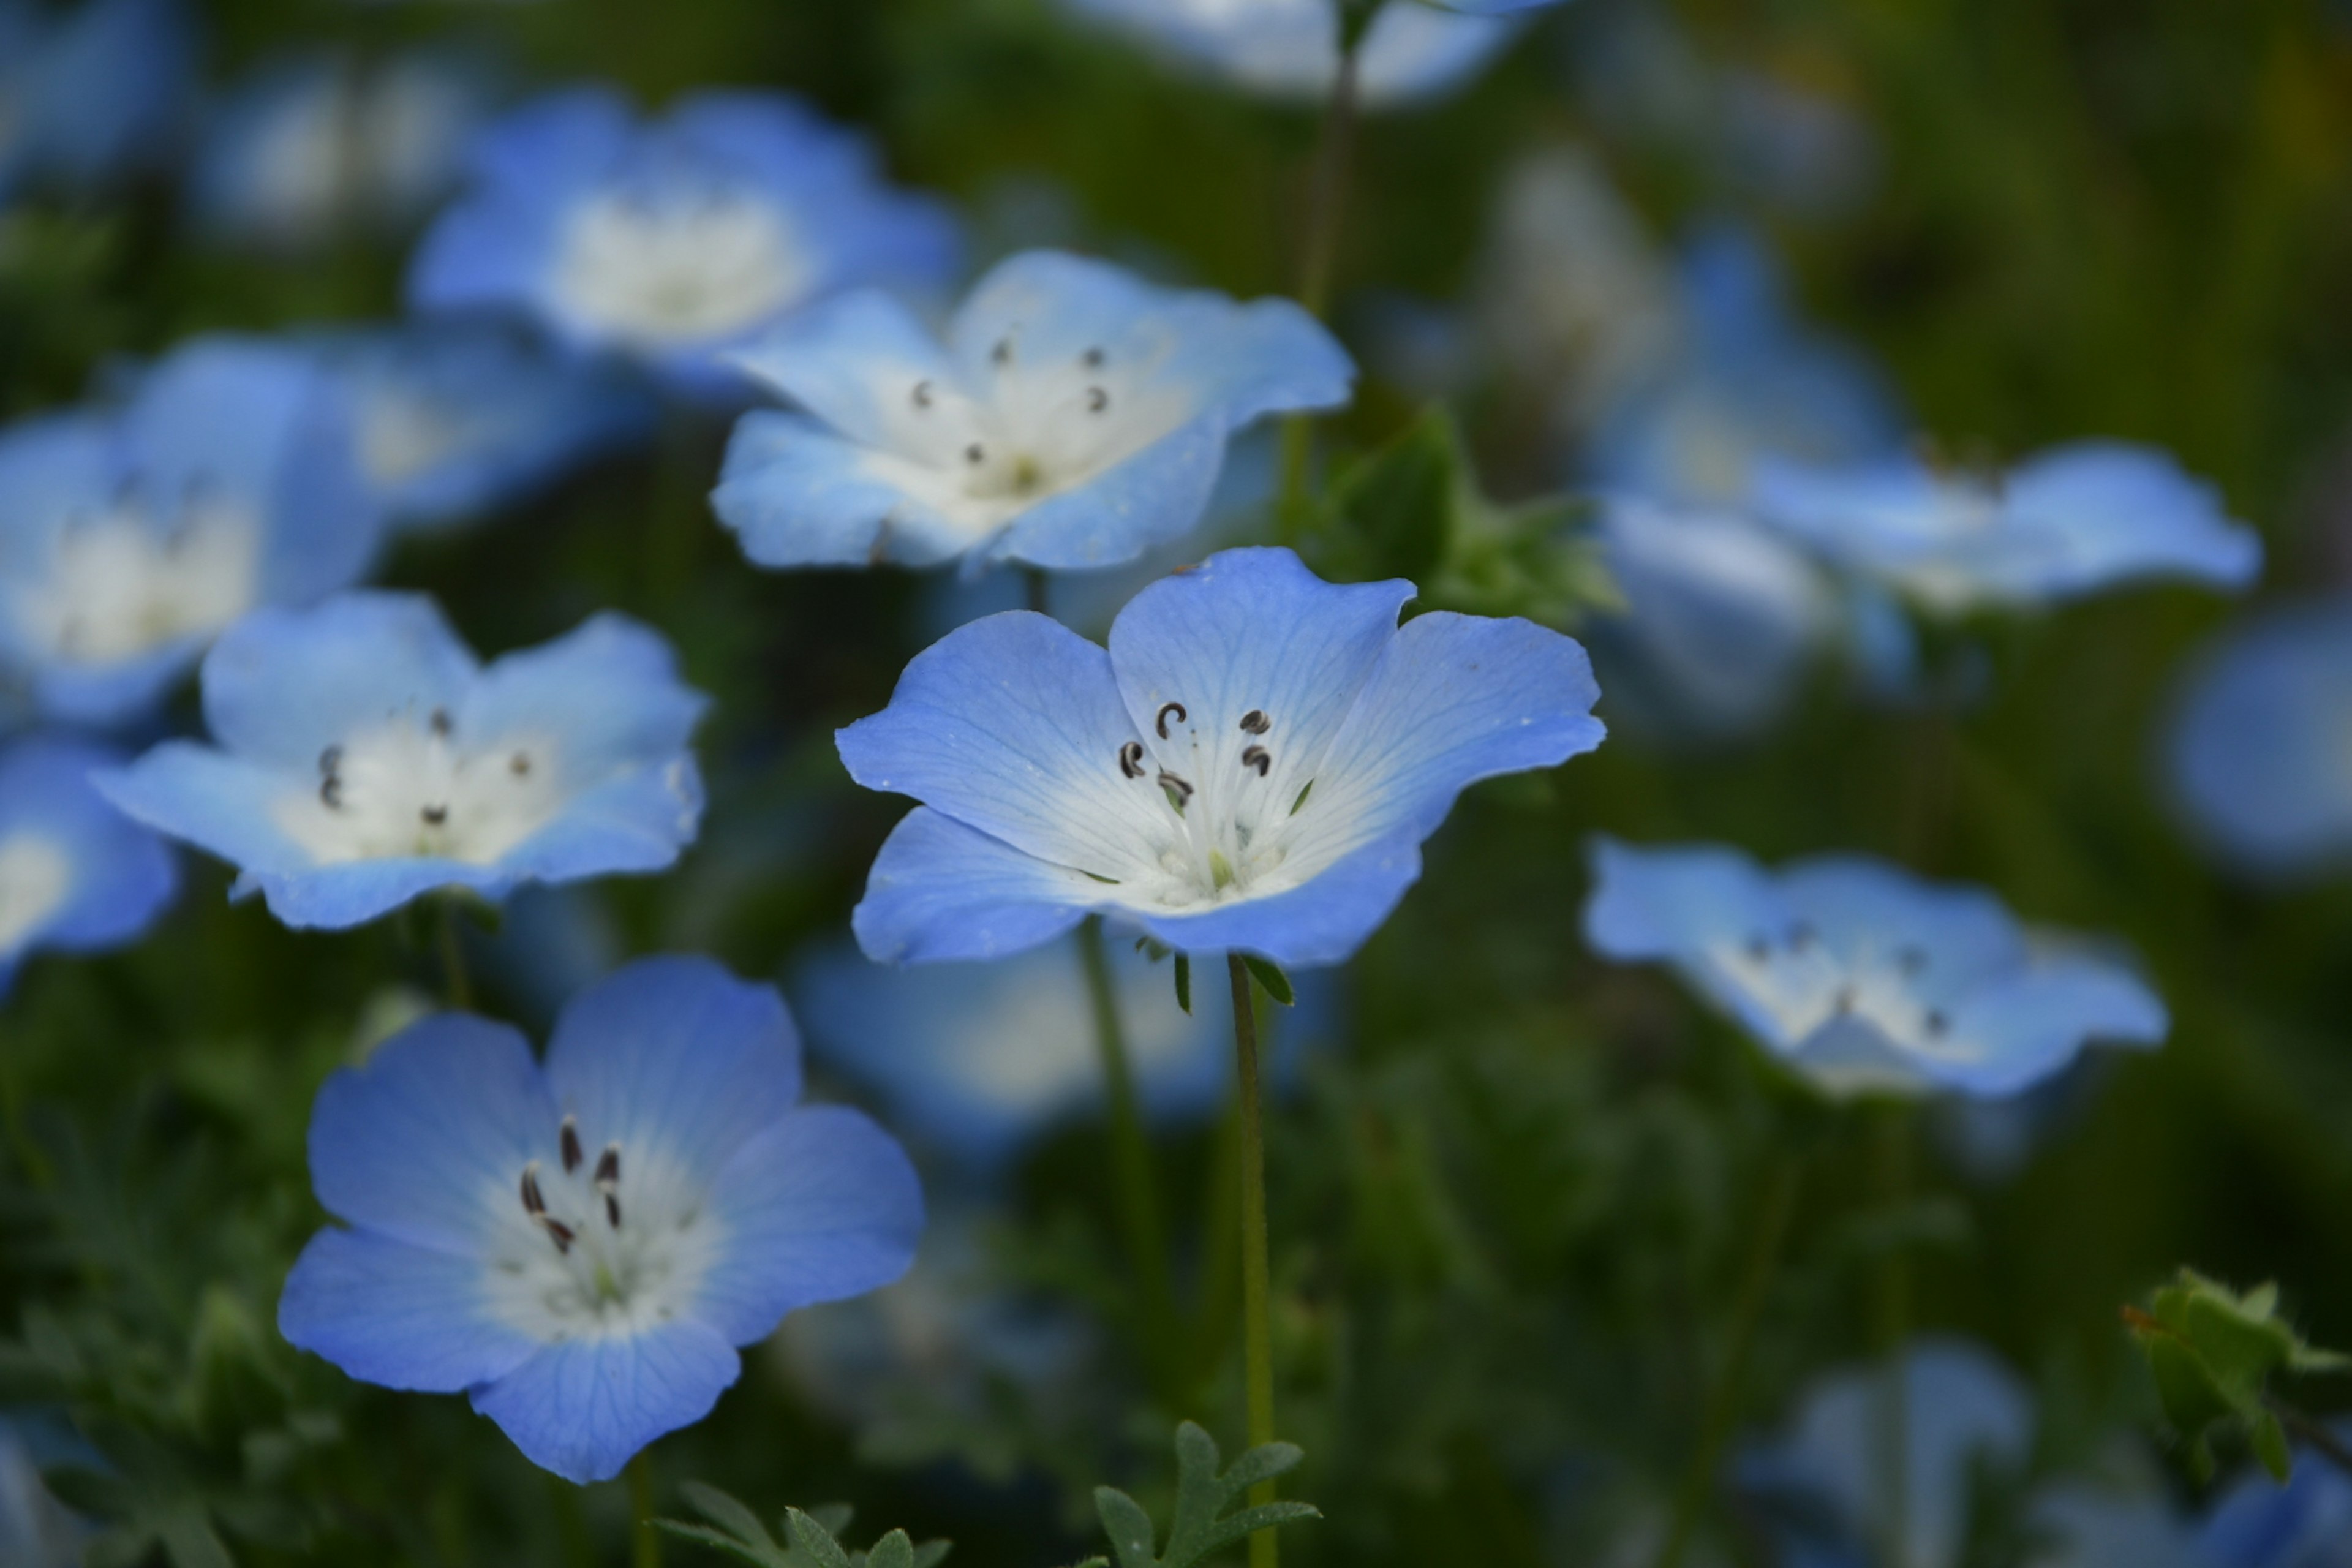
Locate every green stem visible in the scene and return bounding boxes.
[437,898,473,1012]
[1275,13,1368,541]
[1077,918,1179,1390]
[1227,954,1280,1568]
[1024,567,1051,617]
[1654,1155,1804,1568]
[1872,1102,1913,1568]
[628,1453,661,1568]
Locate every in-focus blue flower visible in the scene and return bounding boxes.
[0,337,384,727]
[1063,0,1532,108]
[0,0,193,200]
[791,932,1335,1169]
[277,956,924,1483]
[1583,837,2166,1098]
[2164,597,2352,882]
[2201,1422,2352,1567]
[190,49,500,254]
[96,593,705,930]
[1740,1338,2035,1568]
[311,322,657,532]
[840,546,1604,968]
[713,250,1352,573]
[1753,442,2263,614]
[1585,224,1902,508]
[409,86,962,402]
[0,734,177,997]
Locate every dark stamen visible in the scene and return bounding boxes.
[1239,710,1270,734]
[320,777,344,810]
[429,708,451,738]
[911,380,933,409]
[318,744,342,778]
[511,752,532,777]
[1241,745,1270,777]
[1157,769,1194,804]
[520,1163,547,1216]
[1082,347,1104,369]
[540,1216,576,1254]
[559,1115,582,1174]
[1789,921,1817,952]
[1155,701,1186,738]
[1924,1008,1950,1038]
[604,1193,622,1228]
[1746,933,1771,963]
[964,442,986,465]
[1118,740,1146,778]
[421,804,448,826]
[1897,946,1928,976]
[1087,386,1109,413]
[594,1145,620,1188]
[991,339,1012,367]
[1834,984,1858,1014]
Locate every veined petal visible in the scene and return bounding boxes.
[497,761,705,885]
[198,594,478,774]
[470,1319,740,1485]
[458,613,706,786]
[837,610,1166,880]
[712,411,987,569]
[851,806,1105,964]
[691,1106,924,1344]
[985,414,1227,570]
[279,1228,541,1393]
[729,290,967,455]
[1126,831,1426,969]
[1583,837,1787,961]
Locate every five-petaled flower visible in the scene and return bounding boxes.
[0,734,178,998]
[409,85,962,402]
[96,592,706,930]
[713,250,1354,574]
[277,956,924,1483]
[839,546,1605,969]
[1582,837,2167,1098]
[1751,440,2263,614]
[0,336,385,727]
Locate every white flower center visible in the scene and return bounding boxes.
[0,833,73,954]
[1098,701,1316,913]
[273,707,566,866]
[356,383,481,486]
[1708,923,1959,1060]
[483,1123,723,1343]
[552,183,812,347]
[10,495,262,666]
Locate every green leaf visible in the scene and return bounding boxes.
[660,1487,948,1568]
[1174,953,1192,1015]
[1090,1422,1318,1568]
[2126,1268,2350,1482]
[783,1510,858,1568]
[1242,956,1294,1007]
[1321,407,1462,586]
[865,1531,916,1568]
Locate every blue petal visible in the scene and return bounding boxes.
[278,1227,541,1393]
[471,1320,740,1485]
[712,411,981,569]
[851,806,1103,964]
[691,1105,923,1344]
[1127,832,1427,969]
[461,612,704,792]
[837,610,1167,881]
[1583,837,1784,961]
[0,735,177,958]
[307,1012,557,1252]
[986,415,1231,570]
[1936,957,2166,1096]
[198,593,478,772]
[1777,857,2022,984]
[2003,441,2261,597]
[540,957,805,1188]
[728,289,963,453]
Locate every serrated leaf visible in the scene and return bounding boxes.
[783,1510,857,1568]
[654,1521,785,1567]
[687,1482,784,1555]
[1091,1422,1318,1568]
[1241,956,1294,1007]
[865,1530,915,1568]
[2128,1268,2352,1484]
[1174,953,1191,1014]
[1093,1486,1159,1564]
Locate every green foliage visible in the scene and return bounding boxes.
[2125,1269,2350,1480]
[1084,1423,1318,1568]
[1240,955,1294,1008]
[657,1483,951,1568]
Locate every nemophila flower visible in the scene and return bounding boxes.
[190,50,500,254]
[1063,0,1531,108]
[2201,1420,2352,1567]
[791,933,1335,1169]
[0,735,177,998]
[96,593,705,930]
[409,86,962,402]
[1739,1339,2034,1568]
[276,956,924,1483]
[840,546,1604,969]
[1752,442,2263,615]
[0,337,383,727]
[2165,598,2352,881]
[713,251,1352,573]
[0,0,193,201]
[1583,838,2166,1098]
[311,322,656,532]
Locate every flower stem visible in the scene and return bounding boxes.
[1024,567,1050,617]
[437,897,473,1012]
[627,1453,661,1568]
[1275,8,1371,541]
[1227,953,1280,1568]
[1077,917,1180,1391]
[1872,1102,1914,1568]
[1654,1153,1804,1568]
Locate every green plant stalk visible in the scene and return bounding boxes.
[1077,916,1181,1390]
[1025,566,1051,616]
[437,897,473,1012]
[1227,952,1280,1568]
[629,1452,661,1568]
[1873,1102,1914,1568]
[1654,1153,1804,1568]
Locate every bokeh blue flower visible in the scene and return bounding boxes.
[409,85,962,402]
[277,956,924,1483]
[1061,0,1531,108]
[713,250,1352,573]
[2201,1422,2352,1567]
[1583,837,2168,1098]
[0,733,177,998]
[0,0,192,202]
[96,593,705,930]
[841,546,1604,968]
[0,336,384,727]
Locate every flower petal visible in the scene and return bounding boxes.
[1126,831,1427,969]
[986,413,1228,570]
[851,805,1104,964]
[279,1227,541,1393]
[198,592,478,774]
[1936,957,2167,1097]
[729,290,966,455]
[459,612,704,790]
[0,736,177,954]
[470,1319,740,1484]
[712,410,983,569]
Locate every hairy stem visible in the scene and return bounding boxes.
[1229,953,1280,1568]
[1077,918,1179,1390]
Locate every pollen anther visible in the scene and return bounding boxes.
[1118,740,1146,778]
[1155,701,1186,737]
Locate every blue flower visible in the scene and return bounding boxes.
[2164,597,2352,882]
[0,734,178,998]
[0,0,193,200]
[790,932,1336,1169]
[1582,837,2166,1098]
[409,86,962,402]
[2201,1421,2352,1567]
[713,251,1352,573]
[96,593,705,931]
[840,546,1604,968]
[276,956,924,1484]
[0,337,385,727]
[2027,1488,2211,1568]
[190,49,500,254]
[1752,442,2263,614]
[1739,1338,2035,1568]
[1062,0,1531,108]
[311,322,657,532]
